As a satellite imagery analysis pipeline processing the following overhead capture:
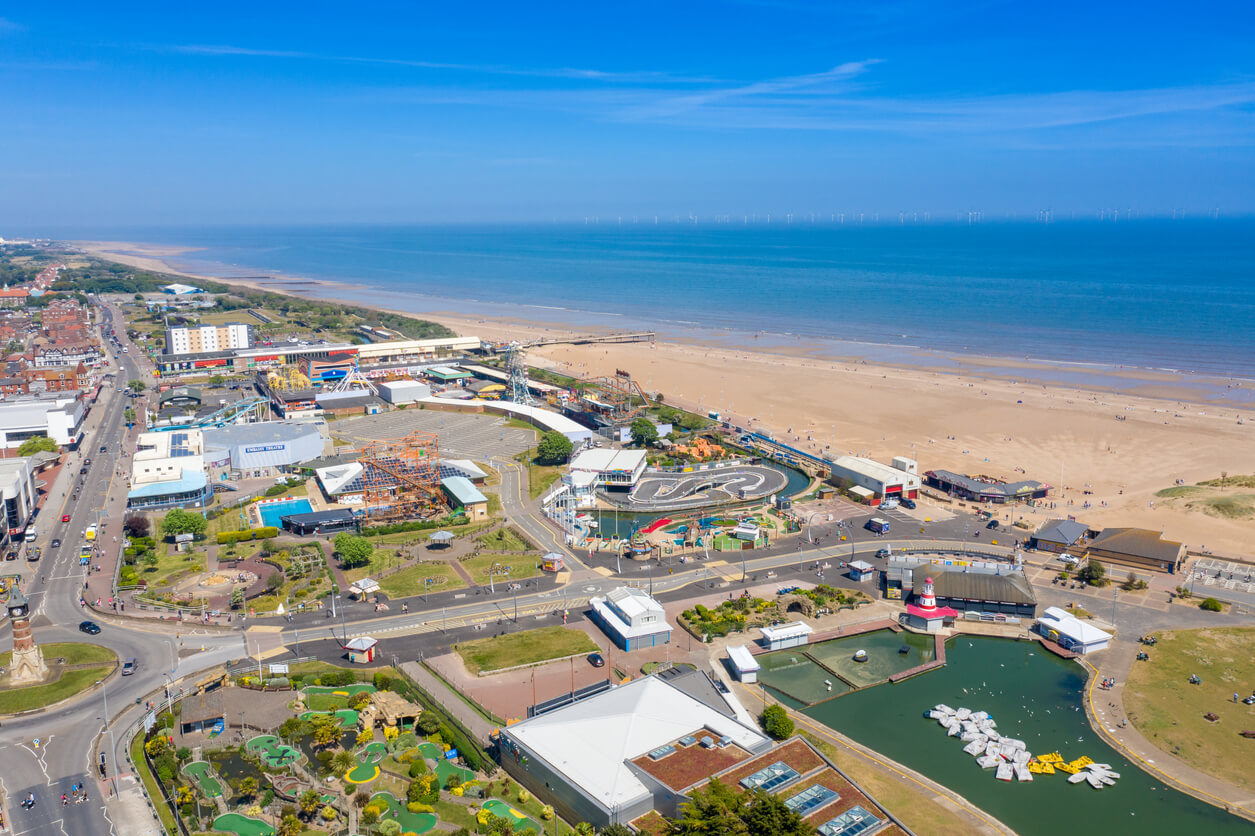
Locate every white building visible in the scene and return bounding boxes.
[0,457,37,542]
[498,672,771,828]
[0,396,85,449]
[128,429,213,509]
[589,586,672,651]
[726,645,760,683]
[568,448,647,490]
[759,621,813,651]
[164,323,252,355]
[830,455,920,502]
[203,421,327,480]
[162,283,203,295]
[1035,606,1111,655]
[377,379,431,404]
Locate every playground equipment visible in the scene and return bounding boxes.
[673,436,726,460]
[357,432,447,524]
[568,369,650,428]
[266,366,311,392]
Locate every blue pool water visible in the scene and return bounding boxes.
[258,499,313,529]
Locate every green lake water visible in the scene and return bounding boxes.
[759,629,937,705]
[803,636,1252,835]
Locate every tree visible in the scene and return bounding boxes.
[667,778,810,836]
[331,749,357,777]
[127,379,146,393]
[630,417,659,447]
[417,711,442,735]
[738,791,812,836]
[334,533,374,569]
[230,587,245,609]
[536,431,573,465]
[161,509,207,538]
[276,814,303,836]
[377,821,402,836]
[237,777,258,800]
[298,788,322,818]
[573,825,596,836]
[123,514,150,537]
[208,374,226,386]
[16,436,58,457]
[124,407,136,423]
[759,704,794,740]
[310,714,341,748]
[1078,559,1107,587]
[142,551,160,570]
[601,825,634,836]
[1200,597,1224,612]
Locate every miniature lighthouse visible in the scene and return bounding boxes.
[918,577,939,611]
[6,586,48,685]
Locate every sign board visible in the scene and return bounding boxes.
[269,663,289,675]
[245,444,285,454]
[445,749,459,760]
[143,711,157,731]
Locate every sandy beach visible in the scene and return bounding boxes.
[76,240,1255,557]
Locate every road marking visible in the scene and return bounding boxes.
[19,735,55,787]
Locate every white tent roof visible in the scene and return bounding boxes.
[569,448,647,474]
[1039,606,1111,645]
[503,675,768,813]
[317,461,364,496]
[727,645,760,673]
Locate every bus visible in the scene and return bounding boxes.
[84,524,97,542]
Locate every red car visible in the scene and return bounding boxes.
[61,514,71,523]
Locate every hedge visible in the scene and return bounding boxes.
[216,526,280,544]
[361,514,467,537]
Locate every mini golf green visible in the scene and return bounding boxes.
[482,799,540,832]
[212,812,275,836]
[361,741,387,763]
[417,741,443,760]
[434,760,475,786]
[303,683,375,710]
[369,791,437,834]
[303,683,376,697]
[182,760,222,797]
[244,735,301,767]
[300,708,358,729]
[344,762,380,784]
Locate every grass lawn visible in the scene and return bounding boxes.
[474,527,535,552]
[138,539,210,590]
[460,553,540,585]
[343,548,410,584]
[0,642,116,667]
[1123,626,1255,793]
[0,666,113,713]
[515,447,562,500]
[454,625,597,675]
[378,562,467,599]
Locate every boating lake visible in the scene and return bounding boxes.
[802,636,1251,835]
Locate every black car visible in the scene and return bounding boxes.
[986,519,1000,530]
[99,445,107,453]
[50,538,61,548]
[78,620,101,635]
[588,653,605,668]
[900,498,917,510]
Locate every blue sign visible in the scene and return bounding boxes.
[244,444,285,453]
[445,749,458,760]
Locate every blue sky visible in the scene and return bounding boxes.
[2,1,1253,227]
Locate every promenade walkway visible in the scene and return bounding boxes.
[399,661,496,742]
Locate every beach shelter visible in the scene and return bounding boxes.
[429,530,454,548]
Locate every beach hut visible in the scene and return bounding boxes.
[345,636,378,664]
[727,645,760,683]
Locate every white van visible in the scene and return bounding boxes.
[879,497,900,511]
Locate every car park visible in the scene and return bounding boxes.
[79,620,101,635]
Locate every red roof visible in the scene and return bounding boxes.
[906,603,958,619]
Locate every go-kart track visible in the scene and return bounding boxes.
[612,464,789,511]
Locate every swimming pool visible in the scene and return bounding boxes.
[258,498,313,529]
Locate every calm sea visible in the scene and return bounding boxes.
[73,220,1255,378]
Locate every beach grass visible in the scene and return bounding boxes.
[1124,627,1255,794]
[1155,485,1206,498]
[1189,495,1255,519]
[454,625,597,675]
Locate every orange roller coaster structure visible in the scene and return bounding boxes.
[571,368,650,427]
[356,432,446,523]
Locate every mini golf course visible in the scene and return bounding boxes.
[344,741,388,784]
[369,791,437,834]
[435,759,475,786]
[212,812,274,836]
[482,799,541,832]
[244,735,301,768]
[299,708,359,728]
[182,760,222,797]
[417,741,444,760]
[303,683,375,710]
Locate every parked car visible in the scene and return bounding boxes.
[78,620,101,635]
[875,548,892,558]
[588,653,605,668]
[900,498,917,510]
[986,519,1000,530]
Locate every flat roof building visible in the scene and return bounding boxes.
[1035,606,1111,654]
[281,508,357,536]
[569,448,647,490]
[441,475,489,521]
[727,645,760,683]
[203,421,326,480]
[759,621,813,650]
[0,457,37,544]
[498,671,771,828]
[830,456,920,501]
[377,379,431,405]
[590,586,672,651]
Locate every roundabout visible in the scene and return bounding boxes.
[0,642,117,715]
